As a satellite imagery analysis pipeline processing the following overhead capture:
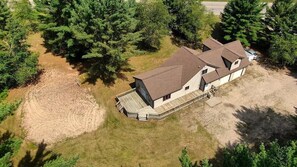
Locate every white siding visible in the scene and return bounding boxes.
[204,79,220,91]
[242,68,246,75]
[152,65,246,108]
[230,59,241,70]
[153,65,215,108]
[230,69,243,80]
[220,74,230,85]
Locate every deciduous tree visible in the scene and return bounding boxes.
[164,0,215,48]
[136,0,171,50]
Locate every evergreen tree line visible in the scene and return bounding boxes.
[180,141,297,167]
[221,0,297,66]
[0,0,38,92]
[36,0,216,83]
[0,1,77,166]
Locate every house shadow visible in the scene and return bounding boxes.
[18,141,59,167]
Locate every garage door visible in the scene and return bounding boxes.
[220,75,230,85]
[231,69,243,80]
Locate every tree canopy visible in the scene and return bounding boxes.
[179,148,212,167]
[136,0,171,50]
[0,0,38,91]
[263,0,297,66]
[221,0,266,46]
[43,156,78,167]
[39,0,141,83]
[264,0,297,40]
[181,141,297,167]
[163,0,216,48]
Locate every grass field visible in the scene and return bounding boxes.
[52,37,218,166]
[1,35,219,167]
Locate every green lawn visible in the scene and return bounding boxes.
[1,36,219,167]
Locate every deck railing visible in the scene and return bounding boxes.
[116,88,136,99]
[149,92,209,120]
[116,88,214,120]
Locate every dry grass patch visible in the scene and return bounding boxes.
[0,35,218,166]
[51,36,218,167]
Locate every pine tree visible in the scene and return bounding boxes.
[263,0,297,66]
[43,156,78,167]
[264,0,297,40]
[0,0,38,90]
[179,148,198,167]
[221,0,266,46]
[268,34,297,66]
[0,0,10,36]
[223,144,254,167]
[11,0,40,31]
[40,0,141,82]
[38,0,73,56]
[136,0,171,50]
[82,0,141,82]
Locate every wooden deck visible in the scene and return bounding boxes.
[155,90,206,115]
[116,89,208,120]
[116,89,148,114]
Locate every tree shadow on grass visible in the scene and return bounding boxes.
[18,140,59,167]
[41,43,136,86]
[234,106,297,146]
[79,61,135,86]
[206,106,297,166]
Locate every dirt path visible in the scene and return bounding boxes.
[22,33,105,144]
[182,63,297,146]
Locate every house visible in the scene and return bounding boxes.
[133,38,250,109]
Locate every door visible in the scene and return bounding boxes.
[199,78,206,91]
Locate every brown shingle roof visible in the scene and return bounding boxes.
[224,41,246,58]
[198,48,226,68]
[134,47,205,100]
[222,49,239,62]
[161,47,205,86]
[203,37,223,49]
[202,57,250,84]
[134,39,250,100]
[135,66,183,100]
[203,71,219,83]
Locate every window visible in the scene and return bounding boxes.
[185,86,190,90]
[163,94,171,101]
[202,69,208,75]
[234,61,239,65]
